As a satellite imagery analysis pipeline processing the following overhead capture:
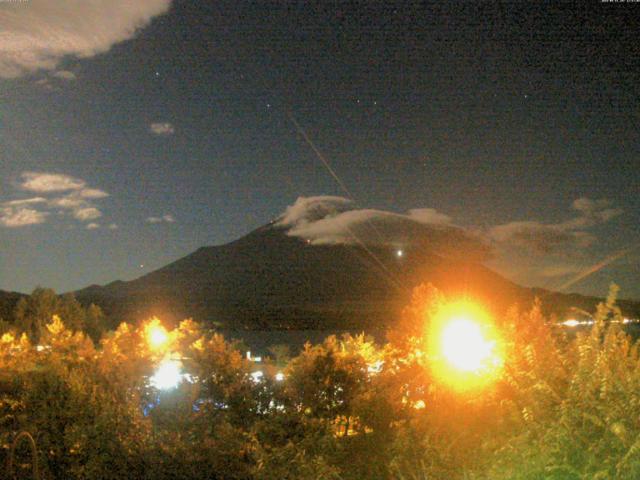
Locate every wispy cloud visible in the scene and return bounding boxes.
[86,223,100,230]
[78,188,109,199]
[277,196,487,261]
[3,197,47,207]
[485,197,624,290]
[0,0,172,78]
[149,122,175,136]
[488,197,622,254]
[73,207,102,221]
[146,214,175,224]
[51,70,76,81]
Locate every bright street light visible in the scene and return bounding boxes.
[427,300,503,391]
[145,318,169,350]
[150,359,182,390]
[441,318,496,373]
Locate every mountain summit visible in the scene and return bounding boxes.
[74,222,539,330]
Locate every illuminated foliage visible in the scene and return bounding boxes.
[1,284,640,479]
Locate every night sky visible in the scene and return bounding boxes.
[1,1,639,298]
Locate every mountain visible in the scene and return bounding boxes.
[74,223,640,331]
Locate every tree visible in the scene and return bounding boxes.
[84,303,107,343]
[13,288,108,344]
[14,287,59,343]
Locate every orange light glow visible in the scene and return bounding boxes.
[427,300,503,391]
[145,318,169,350]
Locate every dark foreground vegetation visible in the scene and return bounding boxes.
[2,285,640,479]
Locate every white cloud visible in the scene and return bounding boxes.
[73,207,102,221]
[49,195,86,210]
[107,223,118,230]
[19,172,85,193]
[146,214,175,224]
[52,70,76,80]
[149,122,175,136]
[277,196,488,261]
[86,222,100,230]
[1,171,111,227]
[0,207,48,227]
[0,0,172,78]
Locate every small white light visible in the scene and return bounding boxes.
[396,249,403,258]
[275,372,285,382]
[367,360,384,374]
[250,371,264,383]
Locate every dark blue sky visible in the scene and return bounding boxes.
[1,1,639,298]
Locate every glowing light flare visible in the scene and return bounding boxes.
[426,300,503,391]
[150,359,182,390]
[145,318,169,350]
[440,318,497,373]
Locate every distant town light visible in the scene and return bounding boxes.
[250,371,264,383]
[275,372,285,382]
[246,351,262,363]
[151,359,182,390]
[396,249,404,258]
[562,319,580,328]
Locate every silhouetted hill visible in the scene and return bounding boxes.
[0,290,24,323]
[73,224,640,330]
